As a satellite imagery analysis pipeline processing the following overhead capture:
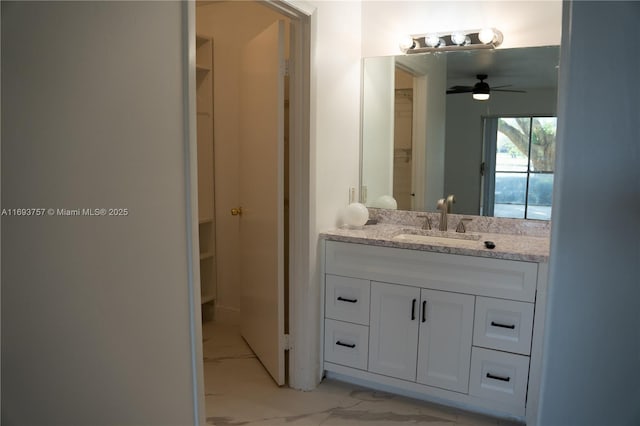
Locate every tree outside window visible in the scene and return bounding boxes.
[486,117,557,220]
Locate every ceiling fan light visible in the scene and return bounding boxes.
[473,80,491,100]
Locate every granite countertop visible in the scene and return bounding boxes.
[321,222,550,263]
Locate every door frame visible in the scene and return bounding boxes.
[262,0,314,391]
[183,1,314,423]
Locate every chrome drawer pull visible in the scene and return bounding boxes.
[337,296,358,303]
[491,321,516,330]
[486,373,511,382]
[336,341,356,349]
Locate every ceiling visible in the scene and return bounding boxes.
[396,45,560,93]
[445,45,560,91]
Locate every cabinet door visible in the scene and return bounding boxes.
[416,289,474,393]
[368,281,420,381]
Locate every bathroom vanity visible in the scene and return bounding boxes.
[320,213,550,424]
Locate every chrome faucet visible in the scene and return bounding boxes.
[436,194,456,231]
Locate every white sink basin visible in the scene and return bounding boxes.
[392,229,482,246]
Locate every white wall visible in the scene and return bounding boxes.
[361,56,395,204]
[361,0,562,57]
[538,1,640,424]
[311,1,362,230]
[421,54,447,211]
[299,0,363,389]
[196,1,288,321]
[445,88,558,214]
[1,2,197,424]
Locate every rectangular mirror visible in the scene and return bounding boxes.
[360,46,559,219]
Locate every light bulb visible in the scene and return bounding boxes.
[399,36,416,52]
[425,35,441,48]
[451,32,467,46]
[478,28,496,44]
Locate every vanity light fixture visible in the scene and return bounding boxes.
[398,36,416,51]
[425,34,443,48]
[399,28,503,54]
[451,32,470,46]
[478,28,499,44]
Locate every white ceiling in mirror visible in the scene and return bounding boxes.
[441,47,559,91]
[395,47,559,94]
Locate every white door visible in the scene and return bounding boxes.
[416,289,474,393]
[368,281,420,381]
[239,20,286,385]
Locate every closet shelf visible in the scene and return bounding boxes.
[200,252,214,260]
[201,293,215,304]
[197,31,216,308]
[196,34,210,45]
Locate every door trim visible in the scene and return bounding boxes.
[183,2,206,425]
[266,0,315,391]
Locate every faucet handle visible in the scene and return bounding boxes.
[417,215,432,230]
[446,194,456,212]
[455,218,472,233]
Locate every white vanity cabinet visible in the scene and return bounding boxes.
[368,281,421,381]
[416,288,474,393]
[322,240,547,422]
[368,282,474,393]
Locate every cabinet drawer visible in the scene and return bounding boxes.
[473,297,534,355]
[325,241,538,302]
[325,275,370,325]
[469,347,529,409]
[324,319,369,370]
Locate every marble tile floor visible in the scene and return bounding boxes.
[202,320,524,426]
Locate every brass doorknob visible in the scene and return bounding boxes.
[230,207,242,216]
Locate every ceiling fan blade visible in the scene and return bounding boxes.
[447,89,474,94]
[491,84,513,89]
[447,85,474,94]
[493,88,527,93]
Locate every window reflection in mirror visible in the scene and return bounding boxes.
[482,117,557,220]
